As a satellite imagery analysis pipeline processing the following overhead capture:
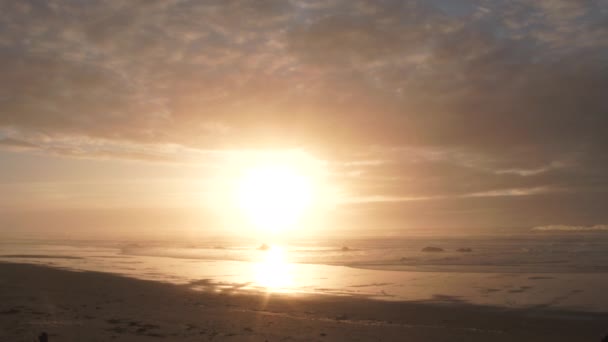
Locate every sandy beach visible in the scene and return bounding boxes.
[1,262,607,341]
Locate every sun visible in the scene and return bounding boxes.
[236,162,313,233]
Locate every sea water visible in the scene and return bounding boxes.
[2,231,608,312]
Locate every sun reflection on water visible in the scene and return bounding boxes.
[254,245,293,291]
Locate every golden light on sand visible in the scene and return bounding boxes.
[254,245,293,290]
[236,162,314,233]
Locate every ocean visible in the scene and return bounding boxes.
[2,230,608,312]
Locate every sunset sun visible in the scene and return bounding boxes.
[236,163,314,233]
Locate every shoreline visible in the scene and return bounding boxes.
[1,262,607,341]
[3,251,608,313]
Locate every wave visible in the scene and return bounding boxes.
[0,254,83,259]
[532,224,608,232]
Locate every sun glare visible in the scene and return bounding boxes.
[254,245,293,290]
[236,163,313,233]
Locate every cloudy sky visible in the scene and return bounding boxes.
[1,0,607,238]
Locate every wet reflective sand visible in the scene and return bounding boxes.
[2,241,608,312]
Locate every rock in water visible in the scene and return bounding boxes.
[421,246,444,252]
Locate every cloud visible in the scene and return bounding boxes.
[0,0,607,217]
[0,0,605,149]
[0,137,37,150]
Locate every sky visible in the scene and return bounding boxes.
[1,0,607,238]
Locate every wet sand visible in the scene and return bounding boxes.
[1,262,607,341]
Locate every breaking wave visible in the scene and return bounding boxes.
[532,224,608,232]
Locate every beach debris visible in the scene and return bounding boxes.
[421,246,444,252]
[456,248,473,252]
[258,243,270,251]
[341,246,351,251]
